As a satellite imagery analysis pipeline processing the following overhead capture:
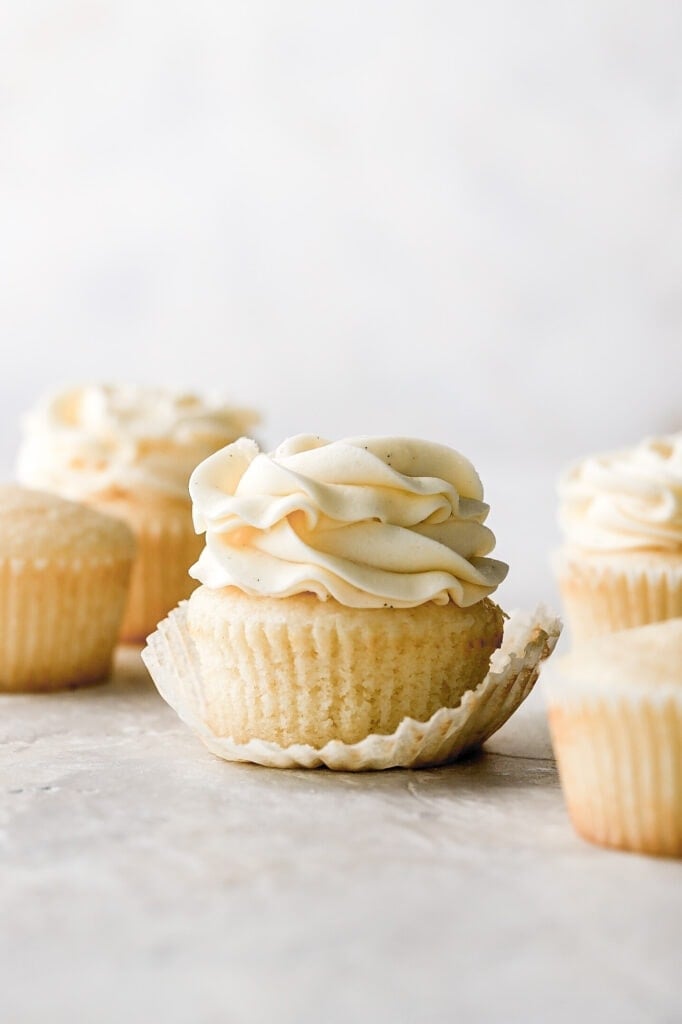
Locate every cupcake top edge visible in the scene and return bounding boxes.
[558,433,682,554]
[0,484,136,560]
[15,384,260,503]
[187,433,508,609]
[557,618,682,690]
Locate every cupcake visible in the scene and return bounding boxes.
[555,434,682,643]
[0,485,135,691]
[546,620,682,857]
[16,385,259,642]
[143,434,561,769]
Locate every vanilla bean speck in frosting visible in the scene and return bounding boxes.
[17,385,260,502]
[189,434,508,608]
[559,434,682,553]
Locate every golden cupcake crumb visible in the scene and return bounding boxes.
[0,485,135,691]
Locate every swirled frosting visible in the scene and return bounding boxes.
[17,385,260,502]
[559,434,682,552]
[189,434,508,608]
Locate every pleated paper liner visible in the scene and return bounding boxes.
[547,676,682,857]
[116,510,204,643]
[0,554,132,692]
[554,549,682,643]
[142,604,561,771]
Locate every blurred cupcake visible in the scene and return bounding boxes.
[555,434,682,643]
[143,434,561,769]
[0,485,135,691]
[546,620,682,857]
[17,385,259,641]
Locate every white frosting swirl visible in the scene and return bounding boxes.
[189,434,508,608]
[17,385,260,502]
[559,434,682,552]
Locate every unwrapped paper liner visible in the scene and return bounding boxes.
[142,604,561,770]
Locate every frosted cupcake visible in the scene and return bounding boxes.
[546,620,682,857]
[17,385,259,641]
[0,485,135,691]
[555,434,682,643]
[143,435,561,769]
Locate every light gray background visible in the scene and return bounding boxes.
[2,1,681,610]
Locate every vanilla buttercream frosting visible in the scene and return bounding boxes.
[189,434,508,608]
[17,385,260,502]
[559,434,682,553]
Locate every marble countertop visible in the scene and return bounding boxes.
[2,648,681,1024]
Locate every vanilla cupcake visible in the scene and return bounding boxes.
[555,435,682,643]
[143,435,561,769]
[0,485,135,691]
[546,620,682,857]
[17,385,259,641]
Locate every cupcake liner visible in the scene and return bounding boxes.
[118,512,203,643]
[554,549,682,643]
[0,554,132,692]
[142,604,561,770]
[547,678,682,857]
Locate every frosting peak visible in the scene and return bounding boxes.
[16,385,260,502]
[559,434,682,552]
[189,434,508,608]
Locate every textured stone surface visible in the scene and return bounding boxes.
[1,648,681,1024]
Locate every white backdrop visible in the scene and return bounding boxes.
[1,1,681,609]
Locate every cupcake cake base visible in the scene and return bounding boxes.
[143,605,560,771]
[186,587,506,747]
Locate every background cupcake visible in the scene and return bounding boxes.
[555,434,682,643]
[0,485,135,691]
[17,385,259,641]
[546,619,682,857]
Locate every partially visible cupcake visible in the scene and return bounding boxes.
[546,620,682,857]
[0,485,135,691]
[555,434,682,643]
[16,385,259,642]
[143,434,560,770]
